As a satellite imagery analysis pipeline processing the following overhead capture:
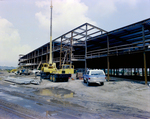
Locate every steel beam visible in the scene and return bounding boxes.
[53,23,106,43]
[142,25,147,85]
[73,31,91,38]
[87,23,107,33]
[53,23,88,42]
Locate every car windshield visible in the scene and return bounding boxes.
[91,71,104,75]
[87,71,89,75]
[62,65,70,69]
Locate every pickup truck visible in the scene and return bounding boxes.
[83,69,106,86]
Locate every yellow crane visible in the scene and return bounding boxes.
[41,1,74,82]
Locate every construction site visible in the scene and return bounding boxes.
[18,18,150,83]
[0,19,150,118]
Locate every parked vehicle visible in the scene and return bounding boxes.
[76,68,85,79]
[83,69,106,86]
[14,69,31,75]
[32,69,41,74]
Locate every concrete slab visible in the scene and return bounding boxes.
[4,77,39,85]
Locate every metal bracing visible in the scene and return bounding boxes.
[62,36,78,42]
[51,23,107,67]
[53,23,107,41]
[73,31,91,39]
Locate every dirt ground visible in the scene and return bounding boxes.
[0,71,150,118]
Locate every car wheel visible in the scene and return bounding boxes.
[87,80,90,86]
[53,76,56,82]
[64,78,68,82]
[50,75,52,81]
[83,78,86,83]
[100,82,104,86]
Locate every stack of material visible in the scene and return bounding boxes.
[4,77,39,85]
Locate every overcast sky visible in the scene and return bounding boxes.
[0,0,150,67]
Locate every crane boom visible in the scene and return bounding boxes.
[40,0,74,82]
[49,0,53,64]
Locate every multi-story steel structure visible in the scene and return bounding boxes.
[19,18,150,83]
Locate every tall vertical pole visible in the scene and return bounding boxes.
[49,0,53,64]
[85,24,87,73]
[60,37,62,68]
[46,45,48,63]
[142,25,147,85]
[107,35,110,81]
[70,32,73,68]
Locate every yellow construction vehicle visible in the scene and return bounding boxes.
[40,1,74,82]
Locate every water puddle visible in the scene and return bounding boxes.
[33,87,75,98]
[47,99,84,108]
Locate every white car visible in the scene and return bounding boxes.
[83,69,106,86]
[31,69,41,74]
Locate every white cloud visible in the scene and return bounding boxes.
[35,0,96,39]
[35,0,139,37]
[0,17,32,66]
[91,0,139,18]
[96,0,117,17]
[120,0,139,8]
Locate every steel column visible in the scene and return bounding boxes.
[107,35,110,81]
[41,55,43,63]
[52,42,54,62]
[85,24,87,73]
[60,37,62,68]
[142,25,147,85]
[47,44,48,53]
[42,47,43,55]
[70,32,73,67]
[34,51,35,64]
[46,45,48,63]
[130,68,132,76]
[122,68,124,76]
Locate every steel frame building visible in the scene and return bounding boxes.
[19,18,150,83]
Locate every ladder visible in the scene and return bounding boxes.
[37,61,42,70]
[63,50,68,65]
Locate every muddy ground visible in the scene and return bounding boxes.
[0,71,150,119]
